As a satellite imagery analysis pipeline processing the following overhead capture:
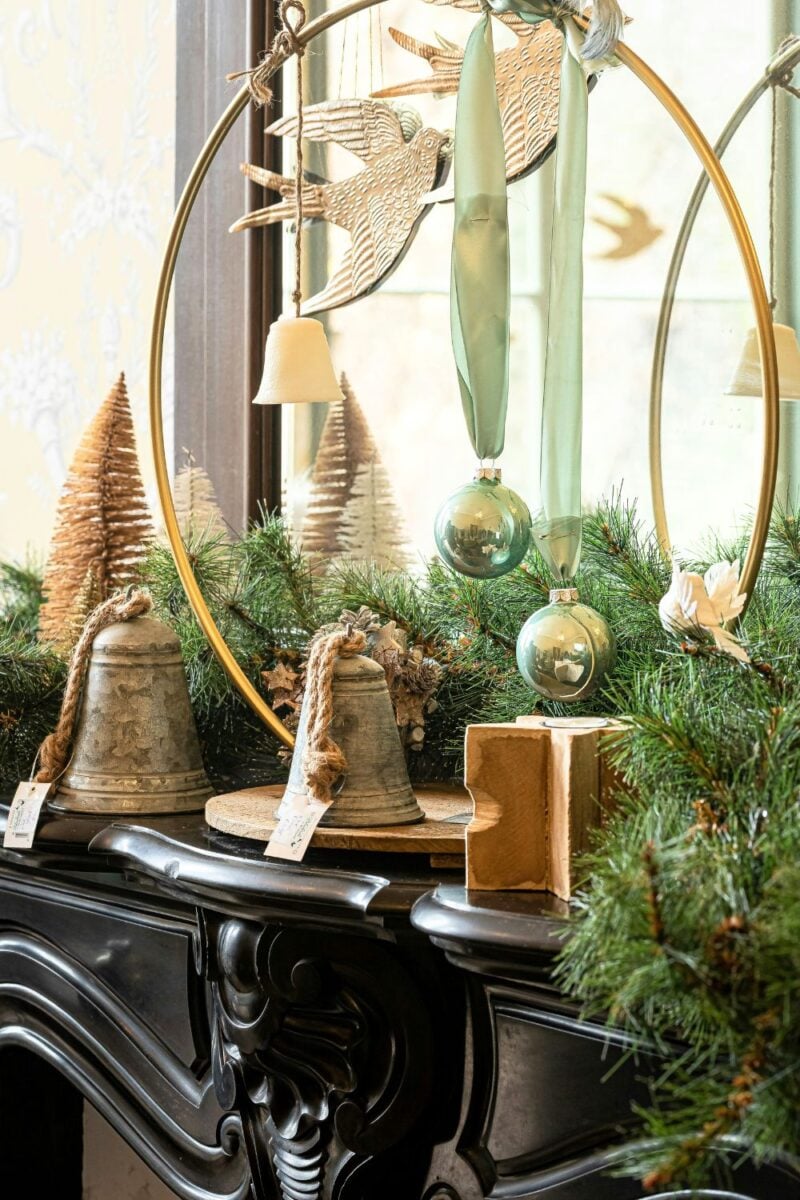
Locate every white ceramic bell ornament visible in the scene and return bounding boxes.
[253,316,344,405]
[725,323,800,399]
[725,323,800,510]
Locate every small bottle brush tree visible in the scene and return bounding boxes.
[341,460,413,570]
[301,373,411,565]
[39,373,153,653]
[171,452,229,542]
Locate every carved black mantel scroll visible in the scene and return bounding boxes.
[202,913,453,1200]
[5,811,799,1200]
[84,820,463,1200]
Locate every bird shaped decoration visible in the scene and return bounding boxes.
[659,560,749,663]
[372,0,563,184]
[230,99,451,314]
[591,193,663,259]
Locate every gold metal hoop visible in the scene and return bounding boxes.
[650,41,798,575]
[150,3,777,745]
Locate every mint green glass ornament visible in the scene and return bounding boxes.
[516,588,616,701]
[435,470,531,579]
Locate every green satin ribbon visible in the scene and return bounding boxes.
[530,12,588,582]
[450,12,510,462]
[451,0,600,581]
[498,1,589,580]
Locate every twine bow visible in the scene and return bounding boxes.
[301,626,367,804]
[35,589,153,785]
[227,0,307,107]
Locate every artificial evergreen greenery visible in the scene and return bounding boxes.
[3,497,800,1187]
[0,632,65,794]
[0,558,44,635]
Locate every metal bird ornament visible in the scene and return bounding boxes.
[373,0,563,184]
[230,99,451,314]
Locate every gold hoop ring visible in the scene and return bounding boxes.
[650,42,798,570]
[150,4,778,745]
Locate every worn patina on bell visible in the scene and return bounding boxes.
[53,616,212,814]
[281,653,423,828]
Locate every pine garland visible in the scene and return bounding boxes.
[5,496,800,1184]
[0,628,66,793]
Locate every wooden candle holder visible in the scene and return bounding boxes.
[464,716,623,900]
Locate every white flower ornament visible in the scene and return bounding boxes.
[658,560,749,663]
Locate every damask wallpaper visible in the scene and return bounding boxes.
[0,0,176,562]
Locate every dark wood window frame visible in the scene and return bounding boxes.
[174,0,283,531]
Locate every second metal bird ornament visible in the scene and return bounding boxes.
[374,2,562,187]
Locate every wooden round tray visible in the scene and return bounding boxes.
[206,784,470,866]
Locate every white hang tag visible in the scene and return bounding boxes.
[264,796,331,862]
[4,781,53,850]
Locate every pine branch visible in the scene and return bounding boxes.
[583,492,670,604]
[0,558,44,634]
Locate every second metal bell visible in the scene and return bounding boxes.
[281,652,423,828]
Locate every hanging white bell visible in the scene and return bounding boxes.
[725,322,800,510]
[725,323,800,399]
[253,316,345,405]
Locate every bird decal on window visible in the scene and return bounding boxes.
[230,99,451,314]
[591,193,663,260]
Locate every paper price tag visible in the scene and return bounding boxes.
[4,781,52,850]
[264,796,331,862]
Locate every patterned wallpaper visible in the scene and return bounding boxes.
[0,0,176,562]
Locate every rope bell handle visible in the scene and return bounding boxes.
[35,589,153,785]
[301,625,366,804]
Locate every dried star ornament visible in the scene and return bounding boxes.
[297,609,442,753]
[659,560,749,663]
[263,660,300,697]
[369,619,442,751]
[262,659,304,735]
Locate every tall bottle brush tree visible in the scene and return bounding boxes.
[39,373,154,651]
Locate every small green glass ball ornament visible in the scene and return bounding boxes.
[516,588,616,702]
[434,468,532,579]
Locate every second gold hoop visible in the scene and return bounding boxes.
[149,4,778,746]
[650,41,799,571]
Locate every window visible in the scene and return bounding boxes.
[1,1,791,564]
[278,0,786,559]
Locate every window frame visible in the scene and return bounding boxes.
[174,0,283,530]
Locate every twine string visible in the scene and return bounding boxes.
[768,40,800,313]
[228,0,307,316]
[35,590,153,785]
[301,626,366,804]
[291,1,306,316]
[769,81,778,312]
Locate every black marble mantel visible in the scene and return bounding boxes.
[0,805,796,1200]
